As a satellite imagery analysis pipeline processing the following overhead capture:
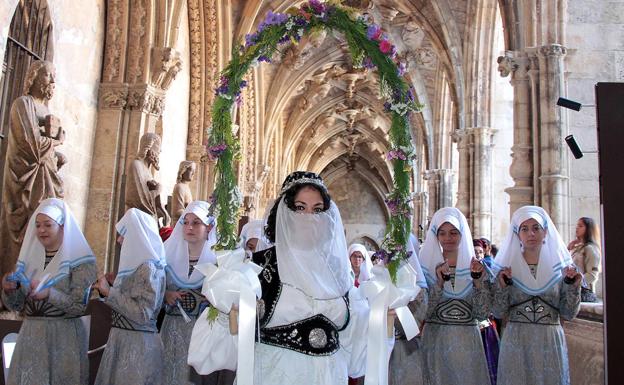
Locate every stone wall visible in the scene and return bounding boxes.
[564,0,624,298]
[0,0,106,226]
[565,0,623,236]
[327,172,387,247]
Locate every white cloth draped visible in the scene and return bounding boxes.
[491,205,573,295]
[16,198,95,288]
[419,207,475,299]
[406,234,427,289]
[275,198,353,299]
[115,208,166,282]
[163,200,216,289]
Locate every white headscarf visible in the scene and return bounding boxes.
[492,205,573,295]
[238,219,272,253]
[348,243,373,283]
[419,207,475,299]
[115,208,166,283]
[164,201,217,289]
[275,197,354,299]
[407,234,427,289]
[16,198,95,288]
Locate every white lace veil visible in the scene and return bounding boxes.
[164,201,217,289]
[17,198,95,286]
[419,207,475,299]
[492,205,573,295]
[275,197,353,299]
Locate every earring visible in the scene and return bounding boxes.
[542,239,546,244]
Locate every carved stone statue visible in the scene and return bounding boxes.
[0,60,66,273]
[171,160,196,225]
[125,132,171,227]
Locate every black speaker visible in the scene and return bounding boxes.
[565,134,583,159]
[557,97,582,111]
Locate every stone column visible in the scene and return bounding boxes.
[469,127,496,238]
[536,44,569,232]
[425,169,454,210]
[453,129,471,216]
[84,83,129,271]
[499,52,534,215]
[412,191,429,240]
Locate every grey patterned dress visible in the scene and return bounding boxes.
[160,271,235,385]
[94,261,166,385]
[389,289,428,385]
[492,279,581,385]
[421,282,492,385]
[2,261,96,385]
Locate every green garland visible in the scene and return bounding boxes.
[207,0,421,282]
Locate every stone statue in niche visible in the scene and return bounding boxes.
[171,160,196,225]
[0,60,66,273]
[125,132,171,227]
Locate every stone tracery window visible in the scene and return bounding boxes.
[0,0,53,192]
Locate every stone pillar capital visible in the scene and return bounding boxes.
[126,84,166,116]
[98,82,129,110]
[537,44,567,58]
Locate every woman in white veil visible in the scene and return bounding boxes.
[1,198,96,385]
[190,171,368,385]
[492,206,581,385]
[418,207,491,385]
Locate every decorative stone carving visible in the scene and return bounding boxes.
[103,0,126,82]
[151,47,182,91]
[171,160,196,225]
[497,52,519,77]
[402,18,425,49]
[414,48,437,69]
[125,132,171,227]
[99,83,129,109]
[126,0,147,84]
[0,60,66,272]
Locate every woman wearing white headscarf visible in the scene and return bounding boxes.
[492,206,581,385]
[388,233,429,385]
[348,243,372,287]
[0,198,96,385]
[238,219,271,253]
[190,171,372,385]
[93,208,167,385]
[419,207,491,385]
[160,200,231,385]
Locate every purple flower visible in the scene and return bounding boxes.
[240,80,248,89]
[308,0,326,14]
[245,32,258,47]
[278,35,291,44]
[383,102,392,111]
[207,143,228,160]
[235,92,243,107]
[215,76,229,95]
[397,61,407,76]
[258,55,272,63]
[367,24,382,40]
[258,11,289,33]
[363,57,375,69]
[407,87,415,102]
[387,149,407,161]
